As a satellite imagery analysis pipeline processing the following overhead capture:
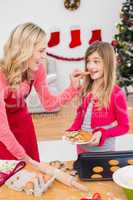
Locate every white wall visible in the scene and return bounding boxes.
[0,0,123,91]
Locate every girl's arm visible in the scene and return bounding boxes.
[66,104,83,131]
[34,64,80,111]
[95,88,129,146]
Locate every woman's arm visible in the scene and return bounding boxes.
[0,97,27,159]
[95,88,129,146]
[34,64,80,111]
[0,74,41,166]
[0,75,27,159]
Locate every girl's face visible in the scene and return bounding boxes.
[86,51,104,80]
[27,41,46,71]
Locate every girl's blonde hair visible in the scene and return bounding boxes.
[0,22,46,90]
[82,41,116,108]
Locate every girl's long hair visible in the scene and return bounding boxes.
[82,41,116,108]
[0,22,46,90]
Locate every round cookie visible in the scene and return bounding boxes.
[110,166,120,172]
[16,176,20,180]
[80,130,92,141]
[108,159,119,166]
[92,166,103,173]
[91,174,103,179]
[127,159,133,165]
[49,160,64,169]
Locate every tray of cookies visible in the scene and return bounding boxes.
[73,150,133,181]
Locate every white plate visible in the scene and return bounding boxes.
[113,165,133,190]
[62,133,91,145]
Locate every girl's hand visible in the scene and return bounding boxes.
[70,69,82,89]
[87,131,102,146]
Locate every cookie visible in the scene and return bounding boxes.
[80,130,92,141]
[92,166,103,173]
[108,159,119,166]
[49,161,64,169]
[16,176,20,180]
[91,174,103,179]
[110,166,120,172]
[127,159,133,165]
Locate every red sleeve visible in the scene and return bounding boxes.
[94,88,129,146]
[0,72,27,159]
[66,104,83,131]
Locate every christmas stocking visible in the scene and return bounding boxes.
[88,29,102,45]
[48,31,60,47]
[69,29,81,48]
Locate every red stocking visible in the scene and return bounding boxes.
[89,29,102,45]
[69,29,81,48]
[48,31,60,47]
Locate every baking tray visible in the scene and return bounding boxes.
[73,150,133,181]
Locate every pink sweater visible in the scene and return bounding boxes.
[0,64,78,159]
[67,85,129,146]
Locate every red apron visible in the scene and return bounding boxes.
[0,81,40,161]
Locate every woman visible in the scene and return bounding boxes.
[0,22,81,166]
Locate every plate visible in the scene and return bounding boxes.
[62,131,92,145]
[113,165,133,190]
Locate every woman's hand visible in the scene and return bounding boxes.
[70,69,82,89]
[86,131,102,146]
[28,158,41,168]
[22,155,40,168]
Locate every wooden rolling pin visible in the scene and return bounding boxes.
[37,162,88,192]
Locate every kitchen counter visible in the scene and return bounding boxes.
[0,162,127,200]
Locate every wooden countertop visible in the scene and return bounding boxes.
[0,163,128,200]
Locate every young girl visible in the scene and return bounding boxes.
[0,22,81,166]
[67,41,129,154]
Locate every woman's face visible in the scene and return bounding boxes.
[27,41,46,71]
[86,51,104,80]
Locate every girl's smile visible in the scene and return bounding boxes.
[86,51,104,80]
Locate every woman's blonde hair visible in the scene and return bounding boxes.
[0,22,46,90]
[82,41,116,108]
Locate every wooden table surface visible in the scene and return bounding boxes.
[0,163,128,200]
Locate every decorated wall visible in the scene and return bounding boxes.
[0,0,123,90]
